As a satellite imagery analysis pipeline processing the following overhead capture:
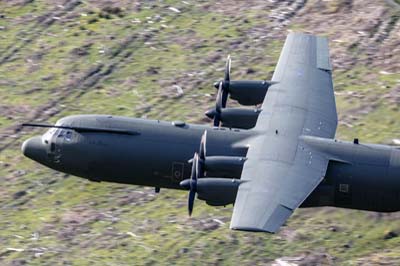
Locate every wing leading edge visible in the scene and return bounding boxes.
[230,33,337,233]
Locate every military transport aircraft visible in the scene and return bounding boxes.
[21,33,400,233]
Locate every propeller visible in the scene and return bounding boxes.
[180,130,207,216]
[188,152,200,216]
[205,81,223,127]
[213,55,231,108]
[206,55,233,126]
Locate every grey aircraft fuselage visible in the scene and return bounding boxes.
[22,114,400,212]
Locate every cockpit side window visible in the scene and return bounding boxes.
[55,129,74,142]
[57,130,66,138]
[65,131,72,142]
[42,126,75,146]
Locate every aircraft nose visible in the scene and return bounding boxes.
[22,136,47,163]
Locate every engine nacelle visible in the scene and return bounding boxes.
[216,80,272,106]
[180,178,241,206]
[205,108,260,129]
[205,156,246,178]
[220,108,261,129]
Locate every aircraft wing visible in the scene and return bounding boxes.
[230,33,338,233]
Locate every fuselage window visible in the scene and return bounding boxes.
[65,131,72,142]
[339,183,349,193]
[57,130,66,138]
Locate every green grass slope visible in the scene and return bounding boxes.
[0,0,400,265]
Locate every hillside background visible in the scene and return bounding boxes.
[1,0,400,265]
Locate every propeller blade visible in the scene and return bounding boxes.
[224,55,231,82]
[193,152,200,180]
[221,89,228,108]
[221,56,230,108]
[211,82,223,126]
[213,55,230,108]
[188,152,199,216]
[199,130,207,161]
[213,55,231,89]
[195,152,202,180]
[190,152,198,180]
[188,189,195,216]
[216,81,223,113]
[213,116,220,127]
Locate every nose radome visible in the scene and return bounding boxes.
[21,138,30,156]
[22,136,47,163]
